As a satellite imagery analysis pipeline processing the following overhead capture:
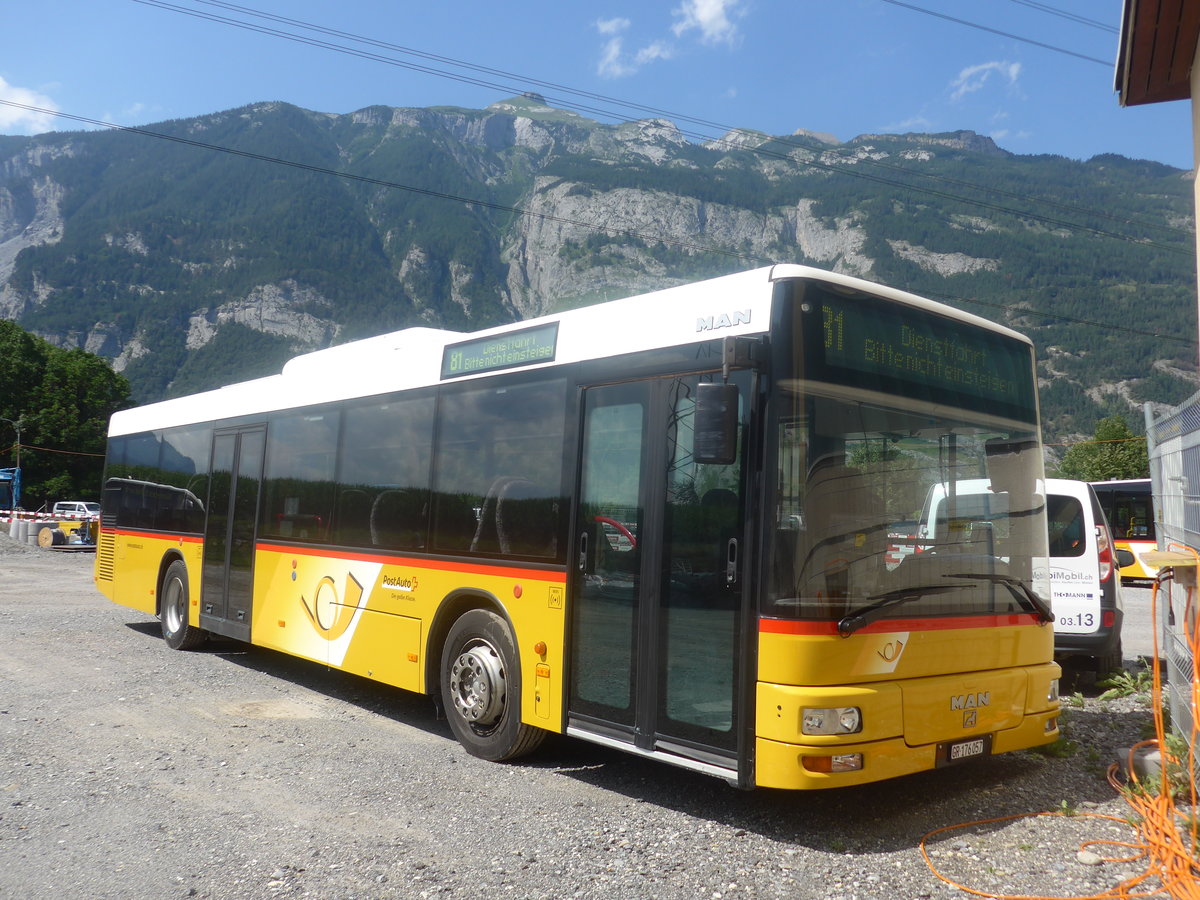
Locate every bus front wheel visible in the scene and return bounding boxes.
[440,609,544,761]
[160,560,206,651]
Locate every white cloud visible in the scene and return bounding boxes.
[671,0,742,46]
[950,61,1021,102]
[881,115,935,133]
[595,19,675,77]
[635,41,674,65]
[594,2,741,79]
[0,76,59,135]
[596,17,630,36]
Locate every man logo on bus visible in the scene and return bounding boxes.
[300,573,364,641]
[696,310,751,332]
[950,692,990,710]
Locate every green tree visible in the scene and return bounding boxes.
[1056,416,1149,481]
[0,321,131,508]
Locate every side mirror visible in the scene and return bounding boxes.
[1115,548,1135,569]
[694,382,739,465]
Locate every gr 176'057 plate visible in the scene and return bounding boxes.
[935,734,993,767]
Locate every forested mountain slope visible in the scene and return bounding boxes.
[0,94,1194,444]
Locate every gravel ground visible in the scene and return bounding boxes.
[0,530,1178,900]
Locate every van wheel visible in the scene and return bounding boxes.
[1096,640,1123,676]
[440,609,545,761]
[161,560,205,650]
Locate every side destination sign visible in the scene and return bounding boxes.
[441,322,559,379]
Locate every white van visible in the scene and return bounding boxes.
[915,478,1125,674]
[51,500,100,518]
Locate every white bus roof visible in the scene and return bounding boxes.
[108,264,1032,437]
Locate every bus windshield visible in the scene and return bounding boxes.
[766,281,1049,621]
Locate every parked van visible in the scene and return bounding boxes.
[51,500,100,518]
[915,478,1125,674]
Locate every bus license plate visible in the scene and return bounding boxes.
[936,734,992,767]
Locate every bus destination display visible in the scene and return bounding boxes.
[818,293,1033,415]
[441,322,559,379]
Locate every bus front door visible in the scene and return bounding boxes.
[200,427,265,642]
[569,373,750,772]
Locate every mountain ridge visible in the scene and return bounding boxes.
[0,97,1194,444]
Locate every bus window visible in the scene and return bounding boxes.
[334,394,434,550]
[260,411,340,542]
[432,378,568,559]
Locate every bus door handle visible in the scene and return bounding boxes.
[578,531,588,573]
[726,538,738,585]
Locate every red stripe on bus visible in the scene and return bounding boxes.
[108,529,203,544]
[759,613,1042,635]
[255,542,568,583]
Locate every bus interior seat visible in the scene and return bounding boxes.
[471,476,523,554]
[370,489,427,549]
[334,489,371,546]
[796,461,887,611]
[496,478,557,557]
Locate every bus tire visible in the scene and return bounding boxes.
[440,608,545,761]
[160,560,205,651]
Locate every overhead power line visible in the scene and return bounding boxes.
[921,287,1197,349]
[130,0,1195,249]
[2,98,1194,351]
[1004,0,1118,34]
[877,0,1112,65]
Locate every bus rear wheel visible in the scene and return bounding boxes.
[160,560,206,650]
[441,609,544,761]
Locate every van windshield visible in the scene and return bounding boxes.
[765,281,1050,621]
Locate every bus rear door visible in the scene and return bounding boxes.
[200,426,266,642]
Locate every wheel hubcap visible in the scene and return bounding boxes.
[449,639,506,728]
[164,578,184,633]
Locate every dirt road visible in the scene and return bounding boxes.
[0,535,1162,900]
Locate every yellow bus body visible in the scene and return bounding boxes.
[95,529,203,617]
[1115,538,1159,581]
[754,618,1059,790]
[98,524,1058,789]
[96,528,569,733]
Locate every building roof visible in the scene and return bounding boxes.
[1116,0,1200,106]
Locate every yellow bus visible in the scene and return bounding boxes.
[1089,478,1158,581]
[95,265,1060,789]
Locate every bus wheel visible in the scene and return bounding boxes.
[160,560,205,651]
[441,609,544,761]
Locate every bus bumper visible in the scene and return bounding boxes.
[755,704,1060,789]
[753,670,1061,790]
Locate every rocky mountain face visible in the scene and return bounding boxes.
[0,95,1195,441]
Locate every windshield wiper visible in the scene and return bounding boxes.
[837,583,966,637]
[947,573,1055,624]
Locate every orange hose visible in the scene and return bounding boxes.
[921,554,1200,899]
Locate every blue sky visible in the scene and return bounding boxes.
[1,0,1193,169]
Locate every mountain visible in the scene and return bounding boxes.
[0,94,1195,446]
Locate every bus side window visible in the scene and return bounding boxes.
[334,395,435,550]
[432,379,567,560]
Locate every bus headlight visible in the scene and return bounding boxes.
[1048,679,1060,703]
[802,707,862,735]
